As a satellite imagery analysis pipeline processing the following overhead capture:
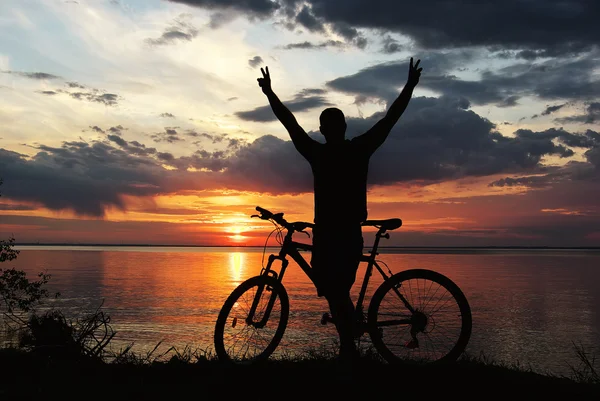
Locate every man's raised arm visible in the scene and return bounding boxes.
[356,58,423,153]
[257,67,315,157]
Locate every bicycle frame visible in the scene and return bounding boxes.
[247,223,416,330]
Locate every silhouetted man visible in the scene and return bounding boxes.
[257,58,422,362]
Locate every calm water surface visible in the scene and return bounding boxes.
[5,246,600,376]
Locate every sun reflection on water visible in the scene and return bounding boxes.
[229,252,246,286]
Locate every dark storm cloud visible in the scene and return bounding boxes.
[229,96,600,192]
[145,14,199,46]
[542,103,567,115]
[248,56,264,68]
[107,134,127,147]
[0,144,162,217]
[514,128,599,149]
[167,0,279,17]
[295,5,325,33]
[344,97,583,185]
[291,0,600,55]
[1,97,598,217]
[235,91,333,121]
[488,170,571,189]
[223,135,312,193]
[327,53,600,107]
[157,152,175,162]
[0,203,36,211]
[169,0,600,56]
[555,102,600,125]
[488,128,600,189]
[2,71,61,80]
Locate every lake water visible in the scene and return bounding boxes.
[4,245,600,376]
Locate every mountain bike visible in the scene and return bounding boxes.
[213,206,472,364]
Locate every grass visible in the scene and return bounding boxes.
[1,342,599,401]
[1,305,598,400]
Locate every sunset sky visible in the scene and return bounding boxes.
[1,0,599,247]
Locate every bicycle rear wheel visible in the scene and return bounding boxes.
[368,269,471,364]
[214,275,289,363]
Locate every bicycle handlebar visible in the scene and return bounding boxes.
[253,206,314,233]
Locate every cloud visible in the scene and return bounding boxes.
[43,82,122,106]
[542,103,567,115]
[160,112,176,118]
[2,70,61,80]
[108,125,126,134]
[145,14,199,46]
[496,95,520,108]
[235,90,333,121]
[381,35,404,54]
[151,128,184,143]
[293,0,599,56]
[281,40,345,50]
[36,90,58,96]
[168,1,599,57]
[0,144,161,217]
[89,126,105,133]
[66,91,119,106]
[167,0,280,18]
[2,96,598,217]
[295,4,325,33]
[555,102,600,124]
[326,52,600,107]
[0,203,36,211]
[66,82,85,89]
[207,11,238,29]
[248,56,263,68]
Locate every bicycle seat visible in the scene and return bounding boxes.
[363,218,402,231]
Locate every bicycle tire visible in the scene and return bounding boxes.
[214,275,289,363]
[367,269,472,364]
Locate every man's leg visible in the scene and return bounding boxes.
[326,291,358,360]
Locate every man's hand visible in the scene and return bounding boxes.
[407,57,422,87]
[257,66,272,94]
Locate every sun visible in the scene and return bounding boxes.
[226,225,249,243]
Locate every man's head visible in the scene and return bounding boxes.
[319,107,346,143]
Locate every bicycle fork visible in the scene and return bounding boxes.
[246,254,287,328]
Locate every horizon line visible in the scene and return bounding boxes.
[12,243,600,250]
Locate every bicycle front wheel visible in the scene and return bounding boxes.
[214,275,289,363]
[368,269,472,364]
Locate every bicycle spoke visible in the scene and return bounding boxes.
[370,271,469,364]
[216,277,287,362]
